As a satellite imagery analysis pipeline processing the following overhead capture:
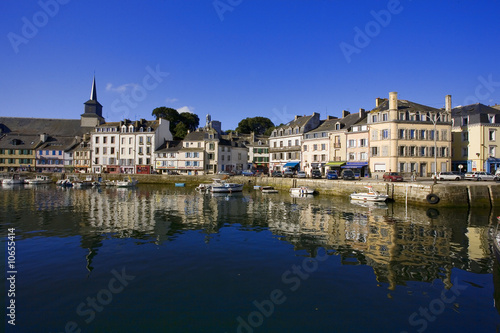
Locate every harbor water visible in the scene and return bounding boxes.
[2,184,500,332]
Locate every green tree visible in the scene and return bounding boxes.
[151,107,200,139]
[235,117,275,135]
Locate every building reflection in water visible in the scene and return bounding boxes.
[1,185,496,289]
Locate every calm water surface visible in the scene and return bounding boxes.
[2,184,500,332]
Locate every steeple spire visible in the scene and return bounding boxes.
[90,75,97,101]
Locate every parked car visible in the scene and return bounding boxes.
[342,169,356,180]
[432,171,464,181]
[217,171,232,176]
[242,170,255,176]
[326,170,338,180]
[296,171,307,178]
[271,171,283,177]
[464,171,497,181]
[311,169,322,179]
[383,172,404,182]
[283,168,294,178]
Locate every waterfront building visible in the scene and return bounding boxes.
[0,134,38,172]
[91,118,172,174]
[155,141,182,174]
[73,136,92,173]
[245,133,269,173]
[344,115,370,177]
[367,92,452,178]
[301,116,337,176]
[177,130,206,175]
[36,135,79,173]
[326,110,368,176]
[269,112,321,172]
[451,103,500,173]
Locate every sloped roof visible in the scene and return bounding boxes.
[452,103,500,125]
[371,99,441,113]
[0,117,93,136]
[0,134,41,149]
[155,141,182,153]
[277,114,314,130]
[38,136,79,152]
[307,112,366,134]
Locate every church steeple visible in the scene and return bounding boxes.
[81,75,105,127]
[90,75,97,101]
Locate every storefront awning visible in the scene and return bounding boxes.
[325,161,346,167]
[342,162,368,169]
[283,162,300,168]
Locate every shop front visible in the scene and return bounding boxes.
[341,162,369,178]
[136,165,151,174]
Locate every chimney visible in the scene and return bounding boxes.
[359,108,365,118]
[445,95,452,112]
[327,115,338,120]
[294,115,301,120]
[40,133,48,143]
[342,110,350,118]
[375,98,382,107]
[389,92,398,110]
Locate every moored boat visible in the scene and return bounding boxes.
[261,186,278,193]
[289,186,315,195]
[25,175,53,184]
[116,177,138,187]
[350,186,388,202]
[2,174,25,185]
[209,179,243,193]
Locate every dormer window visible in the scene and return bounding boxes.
[147,127,152,132]
[129,125,134,132]
[335,123,341,130]
[140,127,144,132]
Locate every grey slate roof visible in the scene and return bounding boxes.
[452,103,500,125]
[0,117,93,136]
[0,134,41,149]
[371,99,441,113]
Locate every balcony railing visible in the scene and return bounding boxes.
[334,143,341,148]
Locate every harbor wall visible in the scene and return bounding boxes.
[30,173,500,207]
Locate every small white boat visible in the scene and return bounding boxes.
[210,179,243,193]
[2,174,25,185]
[261,186,278,193]
[350,199,388,209]
[289,186,315,195]
[196,183,212,192]
[25,175,52,184]
[350,186,389,202]
[116,177,138,187]
[56,179,73,187]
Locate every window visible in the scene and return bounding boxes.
[95,148,99,154]
[121,137,125,144]
[129,148,132,154]
[139,147,143,154]
[462,147,468,157]
[303,145,308,151]
[462,132,468,141]
[185,153,191,158]
[348,140,356,148]
[372,115,377,123]
[382,113,388,121]
[146,147,150,154]
[321,143,326,150]
[194,152,199,158]
[489,146,496,156]
[399,146,405,156]
[111,148,115,154]
[420,147,426,157]
[313,144,318,151]
[280,141,283,148]
[382,130,389,139]
[360,152,367,160]
[139,137,144,144]
[409,130,415,139]
[95,137,99,144]
[359,139,367,147]
[321,154,326,161]
[313,155,318,162]
[288,140,292,147]
[348,153,355,160]
[103,136,107,144]
[138,158,143,165]
[295,139,299,146]
[399,129,405,139]
[409,146,416,157]
[121,148,124,155]
[371,147,378,157]
[147,137,152,144]
[489,130,496,141]
[111,137,115,144]
[129,137,132,144]
[462,117,468,126]
[228,155,231,161]
[103,147,107,154]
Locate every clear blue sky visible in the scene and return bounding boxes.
[2,0,500,130]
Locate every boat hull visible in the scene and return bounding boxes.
[350,194,388,202]
[210,184,243,193]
